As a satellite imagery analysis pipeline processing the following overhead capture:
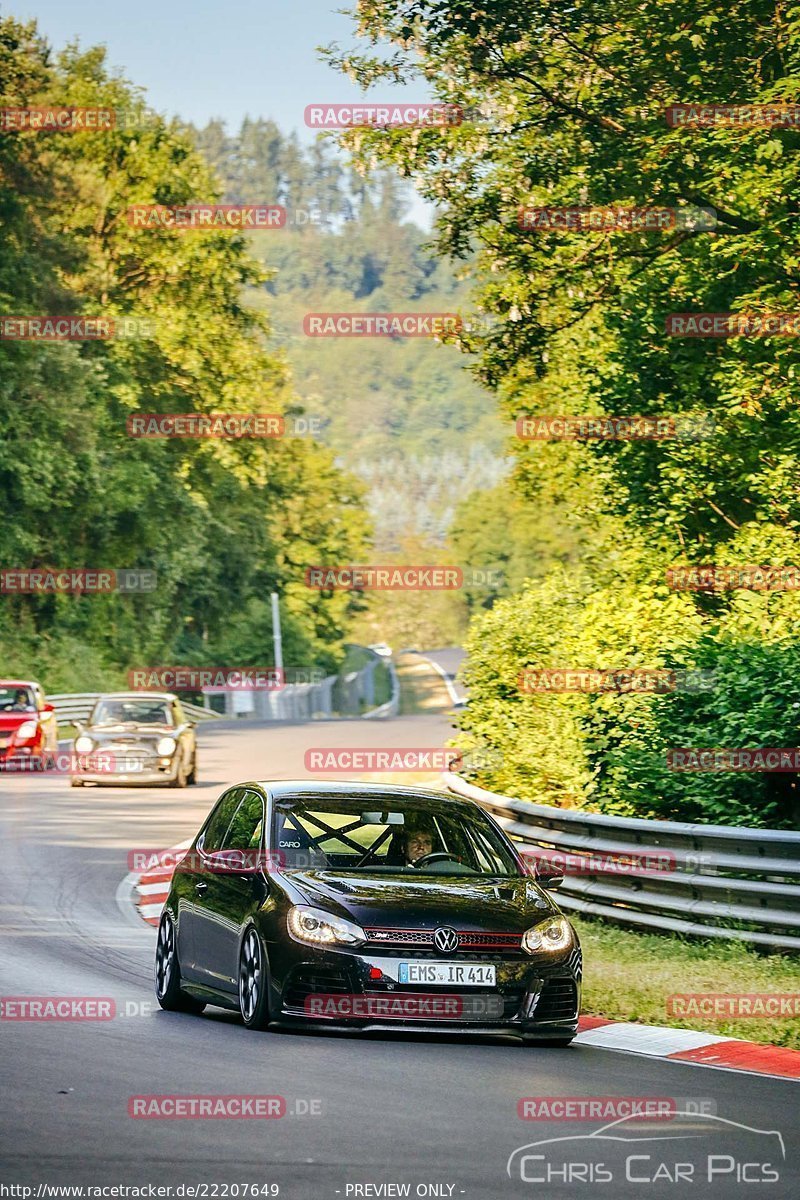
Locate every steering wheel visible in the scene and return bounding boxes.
[412,851,461,868]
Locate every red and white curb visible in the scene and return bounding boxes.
[575,1015,800,1081]
[121,849,799,1080]
[128,840,191,926]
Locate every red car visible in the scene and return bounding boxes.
[0,680,59,769]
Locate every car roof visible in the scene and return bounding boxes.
[0,680,39,688]
[93,692,179,701]
[241,779,478,808]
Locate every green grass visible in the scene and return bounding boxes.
[575,914,800,1048]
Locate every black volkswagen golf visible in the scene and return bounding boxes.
[155,781,581,1044]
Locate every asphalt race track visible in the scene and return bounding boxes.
[1,715,797,1198]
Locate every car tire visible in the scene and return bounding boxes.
[170,753,189,789]
[154,912,206,1014]
[238,926,271,1031]
[187,754,198,785]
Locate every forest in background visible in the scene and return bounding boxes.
[190,117,508,550]
[328,0,800,827]
[0,18,370,690]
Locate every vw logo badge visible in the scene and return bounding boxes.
[433,926,459,954]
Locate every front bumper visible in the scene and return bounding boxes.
[71,752,180,786]
[0,744,43,764]
[271,943,581,1037]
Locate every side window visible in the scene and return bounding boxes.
[222,790,265,851]
[201,789,244,853]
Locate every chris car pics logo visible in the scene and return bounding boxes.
[507,1112,784,1186]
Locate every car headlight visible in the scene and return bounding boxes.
[15,721,38,741]
[287,905,365,947]
[521,916,573,955]
[74,735,94,753]
[157,737,177,756]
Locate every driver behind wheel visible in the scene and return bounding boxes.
[403,823,434,867]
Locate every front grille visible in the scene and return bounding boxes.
[460,932,522,950]
[368,928,432,946]
[101,747,158,769]
[365,927,523,953]
[283,965,351,1010]
[534,977,579,1023]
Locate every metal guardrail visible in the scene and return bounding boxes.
[444,772,800,953]
[48,694,218,724]
[48,651,396,726]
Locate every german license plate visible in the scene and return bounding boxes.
[398,961,496,987]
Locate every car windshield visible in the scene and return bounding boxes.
[91,698,174,727]
[0,686,35,711]
[272,795,521,876]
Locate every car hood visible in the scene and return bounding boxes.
[0,713,36,731]
[280,869,556,931]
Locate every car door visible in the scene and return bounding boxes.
[178,787,244,983]
[191,788,268,994]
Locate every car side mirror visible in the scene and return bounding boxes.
[536,867,564,890]
[42,703,55,714]
[522,852,565,890]
[203,850,242,875]
[204,848,263,876]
